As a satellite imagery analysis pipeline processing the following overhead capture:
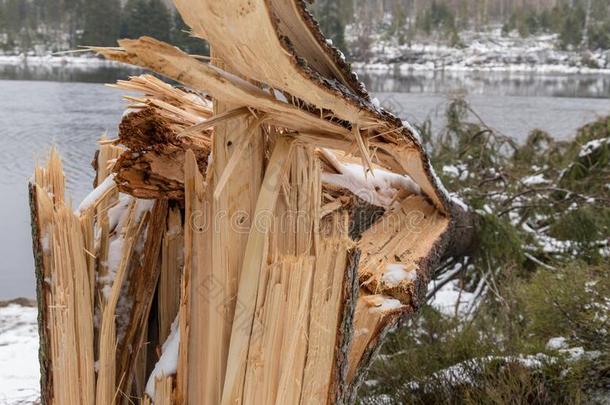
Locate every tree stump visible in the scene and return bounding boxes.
[30,1,473,404]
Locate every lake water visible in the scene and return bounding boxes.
[0,65,608,299]
[358,70,610,141]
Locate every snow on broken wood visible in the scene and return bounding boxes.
[29,1,469,404]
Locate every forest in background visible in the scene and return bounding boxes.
[0,0,609,56]
[315,0,610,51]
[0,0,207,54]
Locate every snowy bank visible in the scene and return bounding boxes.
[0,53,136,69]
[350,28,610,75]
[0,302,39,405]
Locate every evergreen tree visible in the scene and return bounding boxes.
[3,0,36,51]
[121,0,148,39]
[80,0,121,46]
[417,1,456,36]
[457,0,470,30]
[0,4,7,51]
[337,0,354,29]
[63,0,82,48]
[585,0,610,49]
[171,11,209,55]
[0,3,5,34]
[588,20,610,50]
[121,0,171,42]
[43,0,62,31]
[145,0,171,42]
[389,2,408,45]
[314,0,346,52]
[559,5,585,49]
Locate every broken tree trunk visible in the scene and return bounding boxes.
[31,1,476,404]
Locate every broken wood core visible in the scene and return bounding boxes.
[30,1,462,404]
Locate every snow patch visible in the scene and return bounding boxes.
[546,336,568,350]
[522,174,548,186]
[76,174,116,214]
[428,279,480,318]
[0,54,133,68]
[145,316,180,398]
[545,338,602,361]
[0,304,40,404]
[321,150,421,208]
[369,297,404,314]
[41,230,50,253]
[443,165,460,177]
[272,89,288,103]
[450,193,469,212]
[382,263,417,286]
[401,119,422,145]
[579,138,609,158]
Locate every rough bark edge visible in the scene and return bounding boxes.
[265,0,454,216]
[347,197,385,242]
[289,0,369,99]
[332,248,361,405]
[28,183,52,405]
[345,309,406,405]
[441,202,478,260]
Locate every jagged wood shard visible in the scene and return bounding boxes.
[31,1,472,404]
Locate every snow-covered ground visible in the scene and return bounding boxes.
[428,279,480,319]
[350,27,610,75]
[0,304,39,405]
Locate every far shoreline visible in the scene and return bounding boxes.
[353,61,610,76]
[0,297,36,307]
[1,50,610,77]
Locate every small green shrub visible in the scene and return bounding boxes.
[361,262,609,404]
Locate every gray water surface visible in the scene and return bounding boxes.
[358,70,610,99]
[373,92,610,140]
[0,69,608,299]
[0,80,125,299]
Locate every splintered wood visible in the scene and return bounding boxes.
[31,150,94,405]
[31,0,459,404]
[358,196,450,304]
[158,207,183,344]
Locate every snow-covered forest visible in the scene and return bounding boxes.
[1,0,609,57]
[315,0,610,51]
[0,0,206,54]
